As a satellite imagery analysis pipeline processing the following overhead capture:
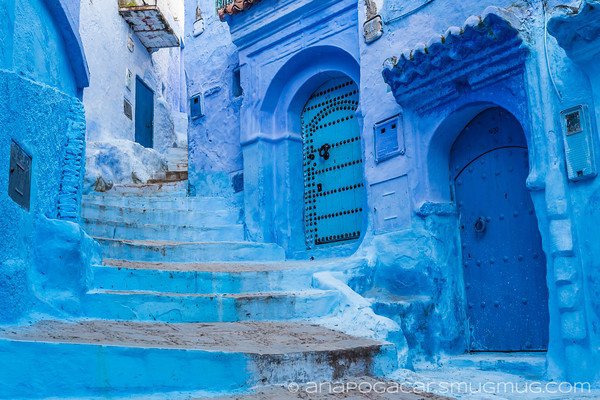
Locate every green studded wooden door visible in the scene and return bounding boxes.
[301,78,365,248]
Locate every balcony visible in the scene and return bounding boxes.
[216,0,263,20]
[118,0,180,51]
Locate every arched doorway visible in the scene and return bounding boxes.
[450,107,549,351]
[301,78,365,249]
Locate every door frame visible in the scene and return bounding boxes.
[238,45,364,258]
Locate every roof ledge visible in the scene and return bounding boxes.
[548,0,600,62]
[382,7,527,114]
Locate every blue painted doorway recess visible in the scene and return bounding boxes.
[135,76,154,148]
[451,108,549,352]
[301,78,365,249]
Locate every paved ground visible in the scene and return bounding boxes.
[210,378,451,400]
[0,320,384,354]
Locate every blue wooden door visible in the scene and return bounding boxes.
[301,78,365,248]
[135,76,154,148]
[451,108,549,352]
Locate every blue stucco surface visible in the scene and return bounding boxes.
[2,0,600,396]
[1,0,88,96]
[374,0,599,384]
[183,0,245,198]
[216,0,600,386]
[0,0,93,324]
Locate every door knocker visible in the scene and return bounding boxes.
[318,144,331,160]
[474,217,487,234]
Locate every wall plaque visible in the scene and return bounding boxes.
[8,141,32,211]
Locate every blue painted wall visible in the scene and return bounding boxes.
[216,0,600,385]
[0,0,95,323]
[370,0,599,384]
[226,0,363,255]
[4,0,88,97]
[371,0,600,384]
[183,0,244,198]
[80,0,185,153]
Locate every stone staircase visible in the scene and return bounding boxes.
[0,180,398,399]
[150,146,189,183]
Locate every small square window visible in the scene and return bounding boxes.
[190,93,204,119]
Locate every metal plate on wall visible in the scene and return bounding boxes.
[364,15,383,44]
[374,114,404,163]
[124,98,133,120]
[560,105,597,182]
[8,141,32,211]
[371,175,410,234]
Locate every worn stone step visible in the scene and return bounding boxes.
[441,352,547,380]
[371,295,433,317]
[164,147,188,156]
[0,320,397,399]
[82,205,239,226]
[107,181,189,196]
[83,289,340,322]
[148,171,189,184]
[165,157,188,164]
[83,219,245,242]
[211,378,450,400]
[95,238,286,262]
[82,194,231,210]
[165,156,188,164]
[167,164,188,173]
[93,260,319,294]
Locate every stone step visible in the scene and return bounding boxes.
[82,204,239,226]
[83,219,245,242]
[167,162,188,172]
[93,260,319,294]
[211,378,449,400]
[165,155,188,163]
[371,295,433,317]
[166,156,187,163]
[164,147,188,157]
[0,320,396,399]
[164,158,188,167]
[83,289,340,322]
[148,170,189,184]
[109,181,189,195]
[82,194,231,210]
[95,238,286,262]
[441,352,547,380]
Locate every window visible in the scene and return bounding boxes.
[232,66,243,98]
